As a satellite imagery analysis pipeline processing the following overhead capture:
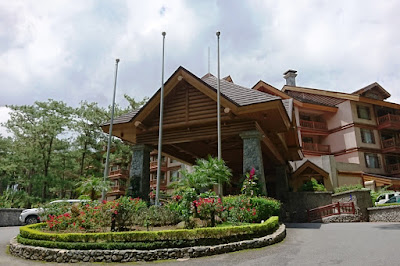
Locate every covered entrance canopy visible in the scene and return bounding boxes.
[101,66,302,199]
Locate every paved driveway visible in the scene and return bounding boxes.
[1,223,400,266]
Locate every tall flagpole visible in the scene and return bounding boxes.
[216,31,222,197]
[155,32,166,206]
[102,58,120,201]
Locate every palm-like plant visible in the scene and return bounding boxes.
[76,176,111,200]
[177,156,232,194]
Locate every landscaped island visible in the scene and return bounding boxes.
[9,158,286,263]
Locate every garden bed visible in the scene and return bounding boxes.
[10,218,285,263]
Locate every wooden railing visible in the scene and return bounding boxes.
[300,120,328,130]
[109,169,128,177]
[302,142,331,153]
[150,161,167,168]
[378,113,400,124]
[307,202,355,222]
[387,163,400,174]
[382,138,400,149]
[111,185,126,192]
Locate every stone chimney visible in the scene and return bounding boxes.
[283,69,297,86]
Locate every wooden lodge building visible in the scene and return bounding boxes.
[101,66,302,200]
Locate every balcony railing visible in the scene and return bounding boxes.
[302,142,331,154]
[382,138,400,149]
[150,161,167,168]
[300,120,328,130]
[378,113,400,125]
[387,163,400,175]
[109,169,129,177]
[111,185,126,192]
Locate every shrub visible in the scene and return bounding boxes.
[334,184,364,194]
[299,178,326,192]
[134,205,181,227]
[241,168,259,196]
[193,197,224,227]
[222,195,280,223]
[18,216,279,249]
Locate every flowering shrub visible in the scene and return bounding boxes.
[193,197,223,226]
[241,168,259,196]
[44,197,147,232]
[222,195,280,224]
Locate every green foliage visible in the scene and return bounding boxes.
[177,156,232,194]
[134,205,181,228]
[241,168,259,196]
[222,195,280,224]
[76,176,112,201]
[376,203,400,207]
[299,178,326,192]
[0,97,147,206]
[334,184,364,194]
[18,216,279,249]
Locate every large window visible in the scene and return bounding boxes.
[357,105,371,120]
[365,153,380,168]
[360,129,375,144]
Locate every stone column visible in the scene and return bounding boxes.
[128,144,152,201]
[240,130,267,195]
[275,165,289,202]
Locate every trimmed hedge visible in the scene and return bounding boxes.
[18,217,279,250]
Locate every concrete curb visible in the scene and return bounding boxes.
[9,224,286,263]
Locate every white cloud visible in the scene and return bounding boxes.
[0,0,399,108]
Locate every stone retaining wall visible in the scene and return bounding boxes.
[332,189,372,222]
[0,208,24,226]
[9,224,286,263]
[368,205,400,222]
[284,192,332,222]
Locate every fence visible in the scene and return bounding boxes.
[307,202,355,222]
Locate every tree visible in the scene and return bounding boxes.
[76,176,111,201]
[5,99,74,200]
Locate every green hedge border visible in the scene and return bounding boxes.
[18,217,279,250]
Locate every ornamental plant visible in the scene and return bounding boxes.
[241,168,259,196]
[193,196,223,227]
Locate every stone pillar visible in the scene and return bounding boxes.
[240,130,267,195]
[128,144,152,201]
[275,165,289,202]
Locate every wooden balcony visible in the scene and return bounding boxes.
[378,114,400,130]
[150,161,167,172]
[299,120,329,135]
[387,163,400,175]
[108,169,129,179]
[107,185,126,196]
[382,138,400,154]
[302,142,331,155]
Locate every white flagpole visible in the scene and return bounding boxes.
[102,58,120,201]
[216,31,222,197]
[155,32,166,206]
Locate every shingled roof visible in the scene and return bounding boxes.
[103,67,291,126]
[286,90,346,107]
[201,74,281,107]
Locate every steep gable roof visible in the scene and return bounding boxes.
[291,160,329,179]
[352,82,391,100]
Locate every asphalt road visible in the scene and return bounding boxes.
[1,223,400,266]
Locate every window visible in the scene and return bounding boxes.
[357,105,371,120]
[365,153,380,168]
[170,170,179,182]
[360,129,375,144]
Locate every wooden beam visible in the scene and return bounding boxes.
[255,122,285,164]
[224,107,236,119]
[134,121,148,131]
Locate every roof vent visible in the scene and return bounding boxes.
[283,69,297,86]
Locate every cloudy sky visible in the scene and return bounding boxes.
[1,0,400,136]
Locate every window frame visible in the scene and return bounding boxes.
[364,153,381,168]
[360,128,375,144]
[357,105,371,120]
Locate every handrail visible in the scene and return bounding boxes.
[378,113,400,124]
[307,202,355,222]
[302,142,331,153]
[300,120,328,130]
[382,138,399,149]
[387,163,400,174]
